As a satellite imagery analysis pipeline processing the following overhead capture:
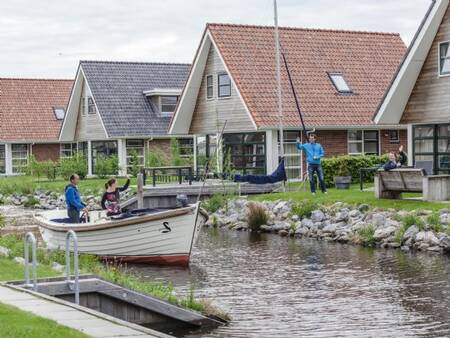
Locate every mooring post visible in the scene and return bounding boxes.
[65,230,79,305]
[137,173,144,209]
[24,232,37,291]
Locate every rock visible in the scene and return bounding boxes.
[0,246,10,257]
[260,225,273,233]
[273,201,289,215]
[290,214,300,222]
[272,221,290,232]
[374,226,396,240]
[372,213,386,228]
[439,236,450,252]
[415,231,440,246]
[417,210,432,216]
[51,262,65,273]
[311,210,325,223]
[388,242,401,249]
[402,225,419,242]
[358,204,370,213]
[439,214,448,225]
[295,226,309,237]
[349,209,362,219]
[401,245,410,252]
[428,246,443,253]
[322,223,337,234]
[278,229,289,237]
[335,210,349,222]
[439,208,449,214]
[14,257,25,265]
[301,218,314,229]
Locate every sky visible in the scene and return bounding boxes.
[0,0,432,79]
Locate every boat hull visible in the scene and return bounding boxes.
[36,204,203,266]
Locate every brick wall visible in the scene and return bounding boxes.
[32,143,60,162]
[313,130,348,156]
[379,129,408,154]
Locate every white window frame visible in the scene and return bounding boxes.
[53,107,65,120]
[348,130,380,156]
[87,97,96,114]
[217,73,232,98]
[60,143,78,158]
[11,144,29,174]
[159,96,178,117]
[438,41,450,77]
[206,75,214,99]
[388,129,400,143]
[0,144,5,174]
[126,139,145,171]
[80,96,86,115]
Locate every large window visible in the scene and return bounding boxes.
[11,144,28,174]
[278,131,302,179]
[126,139,145,172]
[223,133,266,175]
[414,124,450,174]
[439,42,450,76]
[218,73,231,98]
[60,143,78,158]
[160,96,178,116]
[0,145,5,174]
[91,141,118,174]
[196,135,218,174]
[206,75,214,99]
[348,130,379,155]
[178,138,194,158]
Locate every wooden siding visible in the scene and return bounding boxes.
[402,5,450,124]
[189,45,255,134]
[75,78,108,141]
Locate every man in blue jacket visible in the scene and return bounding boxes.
[65,174,87,223]
[297,133,327,195]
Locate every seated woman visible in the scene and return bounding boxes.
[101,177,130,216]
[383,152,400,171]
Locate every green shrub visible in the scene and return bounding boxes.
[28,157,58,181]
[321,154,388,187]
[202,193,227,213]
[0,213,5,229]
[426,212,442,232]
[128,150,141,177]
[59,152,88,180]
[94,154,119,178]
[23,196,39,208]
[290,200,318,219]
[394,223,410,244]
[357,224,376,246]
[246,202,269,231]
[145,149,168,167]
[402,214,425,231]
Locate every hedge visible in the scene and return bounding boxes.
[321,154,388,187]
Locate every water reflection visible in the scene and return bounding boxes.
[131,228,450,337]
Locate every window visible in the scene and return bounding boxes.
[329,73,352,93]
[218,73,231,97]
[439,42,450,76]
[206,75,214,99]
[0,144,5,174]
[126,139,145,173]
[388,130,400,143]
[278,131,302,180]
[11,144,28,174]
[53,107,65,120]
[348,130,379,155]
[80,96,86,115]
[87,97,96,114]
[223,133,266,175]
[91,141,118,174]
[413,124,450,174]
[177,138,194,157]
[60,143,78,158]
[160,96,178,116]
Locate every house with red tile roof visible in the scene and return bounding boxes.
[169,23,408,179]
[0,78,73,175]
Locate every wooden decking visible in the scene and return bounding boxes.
[0,283,171,338]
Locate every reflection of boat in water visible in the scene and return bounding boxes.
[35,203,206,266]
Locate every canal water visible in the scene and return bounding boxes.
[133,228,450,337]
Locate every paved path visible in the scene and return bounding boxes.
[0,284,172,338]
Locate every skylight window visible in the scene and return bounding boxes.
[328,73,352,94]
[53,107,65,120]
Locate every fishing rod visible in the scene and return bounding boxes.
[280,49,314,138]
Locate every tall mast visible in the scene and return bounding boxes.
[274,0,284,159]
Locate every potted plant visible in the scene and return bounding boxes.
[333,159,352,189]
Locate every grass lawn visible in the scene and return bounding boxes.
[0,303,88,338]
[252,183,450,211]
[0,175,137,196]
[0,258,59,282]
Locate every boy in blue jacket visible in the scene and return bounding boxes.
[65,174,87,223]
[297,133,327,195]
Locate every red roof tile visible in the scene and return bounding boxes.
[0,78,73,142]
[208,23,406,128]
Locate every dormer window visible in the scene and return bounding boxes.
[53,107,65,120]
[160,96,178,116]
[328,72,352,94]
[439,42,450,76]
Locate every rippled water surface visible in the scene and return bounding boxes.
[132,228,450,337]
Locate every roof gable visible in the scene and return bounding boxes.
[206,23,406,129]
[80,61,190,138]
[0,78,73,142]
[374,0,449,124]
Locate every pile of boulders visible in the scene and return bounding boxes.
[205,198,450,255]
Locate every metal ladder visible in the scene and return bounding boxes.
[66,230,80,305]
[23,230,80,305]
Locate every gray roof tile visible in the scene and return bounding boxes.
[80,61,190,137]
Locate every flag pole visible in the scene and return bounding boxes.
[274,0,284,159]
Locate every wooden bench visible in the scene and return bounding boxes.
[374,168,450,201]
